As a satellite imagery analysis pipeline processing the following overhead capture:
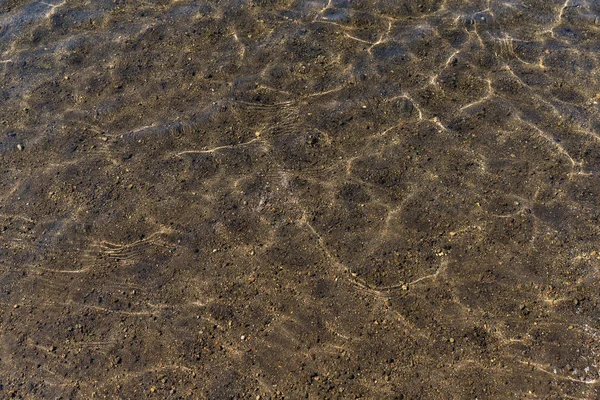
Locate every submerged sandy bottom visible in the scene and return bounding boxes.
[2,0,600,398]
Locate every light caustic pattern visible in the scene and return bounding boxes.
[2,0,600,398]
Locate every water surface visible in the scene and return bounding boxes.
[2,0,600,398]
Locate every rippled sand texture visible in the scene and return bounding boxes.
[2,0,600,398]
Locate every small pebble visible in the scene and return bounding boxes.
[16,144,23,151]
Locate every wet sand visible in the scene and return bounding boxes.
[2,0,600,398]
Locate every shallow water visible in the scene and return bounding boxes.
[2,0,600,398]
